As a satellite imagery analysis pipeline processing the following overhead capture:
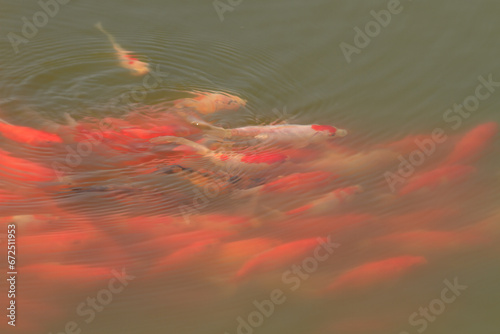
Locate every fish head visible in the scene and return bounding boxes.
[213,93,246,111]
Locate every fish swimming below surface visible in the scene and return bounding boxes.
[0,89,498,334]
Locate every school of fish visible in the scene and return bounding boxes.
[0,24,498,334]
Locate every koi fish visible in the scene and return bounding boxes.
[324,255,427,294]
[444,122,498,165]
[0,118,62,146]
[372,230,485,254]
[150,239,220,274]
[173,91,246,114]
[286,185,363,215]
[399,164,475,195]
[261,171,338,194]
[150,136,288,171]
[0,148,56,183]
[232,237,326,282]
[95,22,149,76]
[191,118,347,147]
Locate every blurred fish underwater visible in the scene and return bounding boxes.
[0,1,499,334]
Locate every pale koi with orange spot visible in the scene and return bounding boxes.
[96,22,149,76]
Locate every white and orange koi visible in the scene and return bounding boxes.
[95,22,149,76]
[191,119,347,147]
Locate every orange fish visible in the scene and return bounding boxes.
[131,229,236,259]
[150,136,288,171]
[0,148,56,183]
[96,22,149,76]
[445,122,498,165]
[150,239,220,275]
[173,91,246,114]
[324,255,427,293]
[286,185,363,215]
[372,230,486,254]
[0,119,62,146]
[232,237,325,282]
[399,164,475,195]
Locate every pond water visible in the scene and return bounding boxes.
[0,1,499,334]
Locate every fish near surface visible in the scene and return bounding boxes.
[174,91,246,114]
[193,120,347,148]
[95,22,149,76]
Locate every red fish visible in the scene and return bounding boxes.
[372,230,486,254]
[150,239,220,275]
[150,136,288,171]
[0,119,62,146]
[232,237,325,282]
[399,164,475,195]
[445,122,498,165]
[261,171,337,194]
[286,185,362,215]
[0,148,56,182]
[324,255,427,293]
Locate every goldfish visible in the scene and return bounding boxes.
[173,91,246,114]
[95,22,149,76]
[0,118,62,146]
[324,255,427,294]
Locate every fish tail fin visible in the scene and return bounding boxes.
[95,22,120,50]
[62,112,77,127]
